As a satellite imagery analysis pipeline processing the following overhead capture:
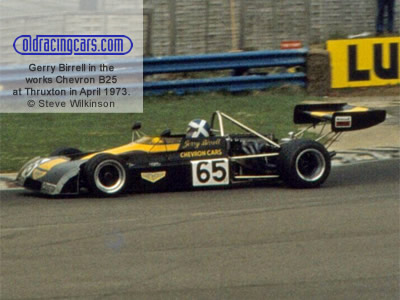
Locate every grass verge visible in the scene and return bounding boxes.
[0,90,318,172]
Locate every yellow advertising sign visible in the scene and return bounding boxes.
[327,37,400,88]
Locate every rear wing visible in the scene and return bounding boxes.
[294,103,386,132]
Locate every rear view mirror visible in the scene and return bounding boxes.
[131,122,143,142]
[132,122,142,131]
[160,129,171,137]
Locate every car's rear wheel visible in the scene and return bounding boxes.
[51,147,82,156]
[278,139,331,188]
[84,153,130,197]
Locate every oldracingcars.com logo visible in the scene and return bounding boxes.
[13,35,133,55]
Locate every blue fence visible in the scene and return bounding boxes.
[0,49,307,98]
[144,49,307,95]
[144,49,307,74]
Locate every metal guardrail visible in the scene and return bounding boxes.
[143,49,307,74]
[144,73,306,95]
[0,49,307,98]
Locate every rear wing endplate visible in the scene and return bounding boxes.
[294,103,386,132]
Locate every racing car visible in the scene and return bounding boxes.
[17,103,386,197]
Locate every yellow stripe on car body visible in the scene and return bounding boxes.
[81,137,180,160]
[39,158,69,170]
[310,106,369,118]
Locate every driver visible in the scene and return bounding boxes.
[186,119,211,138]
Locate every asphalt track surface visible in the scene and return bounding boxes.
[1,160,399,300]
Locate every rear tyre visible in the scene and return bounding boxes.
[84,153,129,197]
[51,147,82,156]
[278,140,331,188]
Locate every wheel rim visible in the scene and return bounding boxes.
[94,160,126,194]
[295,149,326,182]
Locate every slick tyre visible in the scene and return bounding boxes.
[278,140,331,188]
[51,147,82,156]
[84,153,130,197]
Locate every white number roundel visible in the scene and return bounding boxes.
[191,158,229,186]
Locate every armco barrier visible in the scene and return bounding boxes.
[0,49,307,98]
[144,73,306,95]
[143,49,307,74]
[143,49,307,94]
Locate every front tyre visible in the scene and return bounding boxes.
[278,140,331,188]
[84,153,129,197]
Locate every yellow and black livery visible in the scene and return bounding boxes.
[294,103,386,132]
[17,105,386,197]
[17,134,229,196]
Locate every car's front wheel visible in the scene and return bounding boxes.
[84,153,130,197]
[278,139,331,188]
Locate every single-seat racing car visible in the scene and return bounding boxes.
[16,103,386,196]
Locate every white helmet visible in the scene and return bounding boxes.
[186,119,211,138]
